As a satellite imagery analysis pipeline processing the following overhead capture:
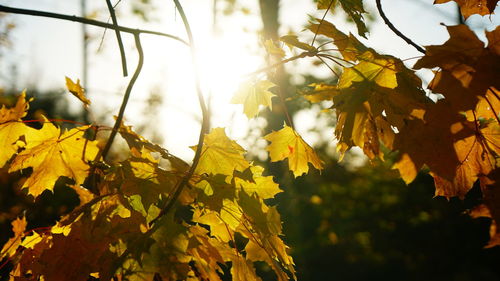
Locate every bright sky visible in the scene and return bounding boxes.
[1,0,498,161]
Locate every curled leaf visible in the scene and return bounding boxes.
[65,76,90,107]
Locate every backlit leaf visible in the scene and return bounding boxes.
[434,0,498,19]
[280,35,316,52]
[234,165,282,199]
[316,0,368,38]
[0,216,26,259]
[264,124,323,177]
[0,92,36,167]
[193,127,250,177]
[9,122,100,197]
[231,80,276,119]
[65,76,90,106]
[264,39,285,58]
[308,19,367,61]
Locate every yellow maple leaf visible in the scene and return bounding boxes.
[264,124,323,177]
[234,165,282,199]
[263,39,285,58]
[0,216,27,259]
[193,127,250,177]
[231,255,262,281]
[0,92,37,167]
[9,122,99,197]
[65,76,90,107]
[339,51,398,89]
[231,80,276,119]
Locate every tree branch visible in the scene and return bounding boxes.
[375,0,426,54]
[149,0,210,226]
[100,33,144,160]
[311,0,335,46]
[0,4,188,46]
[106,0,128,76]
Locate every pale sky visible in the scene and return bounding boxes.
[1,0,498,161]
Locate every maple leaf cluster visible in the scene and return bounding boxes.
[0,0,499,280]
[293,4,499,246]
[0,94,296,280]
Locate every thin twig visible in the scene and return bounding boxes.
[245,50,317,78]
[375,0,426,54]
[0,4,188,46]
[316,55,339,78]
[106,0,128,76]
[149,0,210,226]
[100,33,144,160]
[311,0,335,46]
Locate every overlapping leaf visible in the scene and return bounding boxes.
[434,0,499,19]
[308,19,367,61]
[0,92,36,167]
[9,122,100,197]
[415,25,500,112]
[332,50,428,158]
[317,0,368,38]
[193,127,250,177]
[0,216,27,259]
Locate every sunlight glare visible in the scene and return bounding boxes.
[197,35,262,123]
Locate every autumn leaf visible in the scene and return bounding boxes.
[0,216,27,259]
[264,39,285,58]
[9,122,100,197]
[434,0,498,19]
[392,101,470,184]
[300,83,340,103]
[316,0,368,38]
[264,124,323,177]
[280,34,316,52]
[432,122,500,198]
[231,80,276,118]
[65,76,90,106]
[0,92,37,167]
[339,50,399,89]
[234,165,283,199]
[479,169,500,247]
[231,255,262,281]
[308,19,367,61]
[415,25,499,112]
[119,148,184,211]
[193,127,250,177]
[193,210,232,242]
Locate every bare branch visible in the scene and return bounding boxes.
[375,0,426,54]
[105,0,128,76]
[0,4,188,46]
[100,33,144,160]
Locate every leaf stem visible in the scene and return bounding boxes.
[375,0,426,54]
[105,0,128,76]
[0,4,188,46]
[316,55,339,78]
[311,0,335,46]
[245,50,317,78]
